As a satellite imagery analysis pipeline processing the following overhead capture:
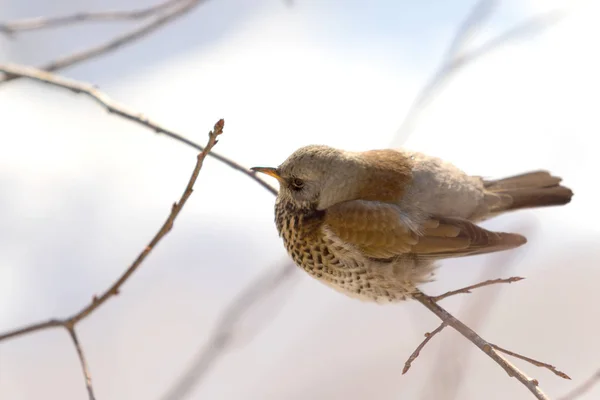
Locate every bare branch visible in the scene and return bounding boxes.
[160,262,297,400]
[0,119,224,398]
[0,0,210,85]
[491,343,571,380]
[559,369,600,400]
[393,0,563,143]
[0,64,277,196]
[402,322,447,375]
[0,119,224,344]
[431,276,524,302]
[67,327,96,400]
[0,0,182,35]
[412,290,569,400]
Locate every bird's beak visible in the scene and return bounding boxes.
[250,166,284,183]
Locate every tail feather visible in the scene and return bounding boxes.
[484,170,562,191]
[484,170,573,214]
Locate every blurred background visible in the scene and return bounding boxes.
[0,0,599,399]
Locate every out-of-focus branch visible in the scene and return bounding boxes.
[0,0,210,85]
[559,369,600,400]
[392,0,564,144]
[412,289,570,400]
[160,262,297,400]
[0,64,277,196]
[0,0,183,35]
[0,120,224,397]
[443,0,496,62]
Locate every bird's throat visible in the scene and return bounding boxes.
[274,199,325,241]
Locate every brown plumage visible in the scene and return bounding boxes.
[252,145,573,303]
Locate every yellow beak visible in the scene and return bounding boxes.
[250,166,284,183]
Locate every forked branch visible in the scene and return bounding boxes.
[404,275,568,393]
[412,289,570,400]
[0,119,225,398]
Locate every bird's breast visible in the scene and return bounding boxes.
[275,200,368,286]
[274,199,326,268]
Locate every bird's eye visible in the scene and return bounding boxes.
[290,178,305,191]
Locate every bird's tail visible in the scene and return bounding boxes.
[483,170,573,215]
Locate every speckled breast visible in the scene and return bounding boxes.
[274,199,375,298]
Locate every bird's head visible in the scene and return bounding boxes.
[251,145,362,211]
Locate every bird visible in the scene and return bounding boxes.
[251,145,573,303]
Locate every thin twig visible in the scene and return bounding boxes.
[412,290,565,400]
[0,0,182,35]
[559,369,600,400]
[160,262,297,400]
[0,64,277,196]
[431,276,524,302]
[393,0,564,143]
[0,119,224,345]
[0,0,208,85]
[402,322,447,375]
[67,327,96,400]
[491,343,571,380]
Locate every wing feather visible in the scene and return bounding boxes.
[324,200,526,259]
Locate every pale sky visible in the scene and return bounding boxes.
[1,0,599,399]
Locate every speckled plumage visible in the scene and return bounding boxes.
[253,145,573,303]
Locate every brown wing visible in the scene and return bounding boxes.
[323,200,526,260]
